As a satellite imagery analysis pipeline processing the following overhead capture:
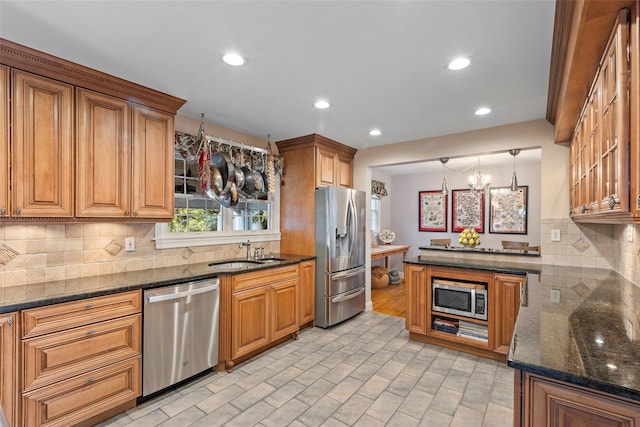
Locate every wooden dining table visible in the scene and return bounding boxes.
[370,244,411,268]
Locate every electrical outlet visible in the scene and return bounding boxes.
[551,229,561,242]
[627,225,634,242]
[125,237,135,252]
[550,289,560,303]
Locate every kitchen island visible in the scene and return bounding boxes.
[406,253,640,425]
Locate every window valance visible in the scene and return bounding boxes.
[372,180,388,197]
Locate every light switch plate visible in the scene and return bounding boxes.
[551,229,561,242]
[627,225,634,242]
[550,289,560,303]
[125,237,135,252]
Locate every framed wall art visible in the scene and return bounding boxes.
[451,189,484,233]
[489,186,528,234]
[419,190,447,232]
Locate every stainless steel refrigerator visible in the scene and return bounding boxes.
[315,186,366,328]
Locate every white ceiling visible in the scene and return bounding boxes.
[0,0,555,150]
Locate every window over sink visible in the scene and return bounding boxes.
[154,150,280,249]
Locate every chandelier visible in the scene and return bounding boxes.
[468,169,490,192]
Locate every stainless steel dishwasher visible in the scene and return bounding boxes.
[143,278,219,396]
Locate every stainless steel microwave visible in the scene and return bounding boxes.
[432,279,487,321]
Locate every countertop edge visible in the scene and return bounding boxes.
[0,255,315,314]
[507,359,640,402]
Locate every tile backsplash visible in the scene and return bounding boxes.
[541,218,640,285]
[0,223,279,288]
[1,220,638,288]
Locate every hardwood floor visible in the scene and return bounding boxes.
[371,279,406,318]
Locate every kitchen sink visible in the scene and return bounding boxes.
[208,260,263,269]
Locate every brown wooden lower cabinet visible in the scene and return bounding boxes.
[404,264,524,361]
[493,274,523,355]
[18,290,142,427]
[1,312,19,427]
[298,260,315,326]
[515,370,640,426]
[22,358,139,427]
[222,262,313,372]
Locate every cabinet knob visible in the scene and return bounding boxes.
[0,207,5,216]
[85,377,96,384]
[85,303,94,309]
[608,196,620,209]
[124,209,130,216]
[134,210,139,217]
[86,330,95,336]
[580,205,588,214]
[6,315,13,327]
[15,207,21,215]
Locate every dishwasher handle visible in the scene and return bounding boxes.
[147,282,219,304]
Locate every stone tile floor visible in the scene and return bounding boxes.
[99,311,514,427]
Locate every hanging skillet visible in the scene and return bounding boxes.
[211,152,237,207]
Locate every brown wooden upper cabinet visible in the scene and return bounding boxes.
[76,90,175,219]
[0,38,185,222]
[569,9,631,221]
[11,70,74,218]
[549,1,640,223]
[0,66,10,218]
[277,133,356,190]
[276,134,357,255]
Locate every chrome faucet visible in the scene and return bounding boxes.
[239,240,251,260]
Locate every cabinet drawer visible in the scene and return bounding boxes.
[22,290,141,338]
[233,265,299,292]
[22,357,140,427]
[23,314,141,392]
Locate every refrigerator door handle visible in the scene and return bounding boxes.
[347,195,357,256]
[331,266,366,280]
[331,287,365,303]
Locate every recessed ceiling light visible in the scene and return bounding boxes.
[314,100,330,109]
[475,107,492,116]
[448,57,470,70]
[222,53,245,66]
[369,129,381,136]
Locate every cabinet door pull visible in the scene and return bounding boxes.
[86,377,96,384]
[580,205,589,214]
[608,196,620,209]
[124,209,130,216]
[6,315,13,326]
[86,330,95,336]
[85,303,94,309]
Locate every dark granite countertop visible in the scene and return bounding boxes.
[0,254,314,314]
[419,245,541,257]
[405,255,640,402]
[405,255,542,275]
[509,266,640,402]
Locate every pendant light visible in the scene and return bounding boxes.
[509,149,520,191]
[440,157,449,194]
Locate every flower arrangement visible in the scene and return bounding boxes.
[458,228,481,248]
